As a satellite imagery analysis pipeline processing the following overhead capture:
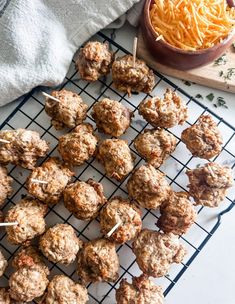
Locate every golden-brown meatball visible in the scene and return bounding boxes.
[27,157,74,205]
[112,55,155,96]
[97,139,135,181]
[134,128,177,168]
[63,179,106,220]
[139,88,188,128]
[127,164,171,209]
[58,123,98,166]
[45,89,88,130]
[157,192,196,235]
[0,165,13,207]
[186,162,233,207]
[91,98,132,137]
[39,224,83,265]
[116,274,164,304]
[132,229,186,277]
[76,41,114,81]
[44,275,88,304]
[0,129,49,169]
[100,196,142,244]
[0,249,7,277]
[77,238,119,283]
[181,115,223,159]
[5,197,47,245]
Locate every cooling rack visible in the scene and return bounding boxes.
[0,31,235,303]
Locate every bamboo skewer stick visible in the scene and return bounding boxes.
[42,92,60,103]
[132,37,138,67]
[31,178,48,184]
[106,221,122,238]
[0,139,10,144]
[0,222,18,227]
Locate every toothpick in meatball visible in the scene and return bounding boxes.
[132,229,186,277]
[45,89,88,130]
[186,162,233,207]
[181,115,223,159]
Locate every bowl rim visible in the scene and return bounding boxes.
[144,0,235,55]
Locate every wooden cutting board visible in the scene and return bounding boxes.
[137,29,235,93]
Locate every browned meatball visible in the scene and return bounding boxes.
[91,98,133,137]
[0,165,13,207]
[112,55,155,96]
[63,179,106,220]
[97,139,135,181]
[44,275,89,304]
[77,238,119,283]
[100,196,142,244]
[76,41,114,81]
[132,229,186,277]
[0,210,4,222]
[0,129,49,169]
[45,89,88,130]
[127,164,171,209]
[0,288,11,304]
[27,157,74,205]
[39,224,83,265]
[5,197,47,245]
[116,274,164,304]
[58,123,98,166]
[134,129,177,168]
[181,115,223,159]
[0,249,7,277]
[9,265,49,302]
[186,162,233,207]
[139,88,188,128]
[157,192,196,235]
[12,246,49,275]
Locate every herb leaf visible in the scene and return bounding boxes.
[214,54,227,66]
[206,93,215,101]
[195,94,203,99]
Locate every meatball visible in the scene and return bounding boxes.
[5,197,47,245]
[181,115,223,159]
[12,246,49,275]
[44,275,88,304]
[91,98,132,137]
[9,265,49,302]
[0,210,4,222]
[39,224,83,265]
[0,249,7,277]
[0,165,13,207]
[132,229,186,277]
[116,274,164,304]
[97,139,135,181]
[186,162,233,207]
[112,55,155,96]
[45,89,88,130]
[134,128,177,168]
[76,41,114,81]
[77,238,119,283]
[157,192,196,235]
[0,129,49,169]
[27,157,74,205]
[139,88,188,128]
[127,164,171,209]
[0,288,11,304]
[100,196,142,244]
[58,123,98,166]
[63,179,106,220]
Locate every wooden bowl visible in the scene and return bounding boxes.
[141,0,235,70]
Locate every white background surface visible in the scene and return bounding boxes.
[0,23,235,304]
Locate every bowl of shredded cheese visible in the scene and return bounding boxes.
[142,0,235,70]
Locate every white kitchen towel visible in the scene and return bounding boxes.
[0,0,142,107]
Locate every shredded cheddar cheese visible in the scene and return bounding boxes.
[150,0,235,51]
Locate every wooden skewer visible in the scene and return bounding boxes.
[132,37,138,67]
[0,139,10,144]
[106,221,122,238]
[0,222,18,227]
[42,92,60,103]
[31,178,48,184]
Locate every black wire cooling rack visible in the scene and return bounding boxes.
[0,31,235,303]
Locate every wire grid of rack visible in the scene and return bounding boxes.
[0,31,235,303]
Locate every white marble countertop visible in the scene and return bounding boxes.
[0,22,234,304]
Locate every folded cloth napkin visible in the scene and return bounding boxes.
[0,0,142,107]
